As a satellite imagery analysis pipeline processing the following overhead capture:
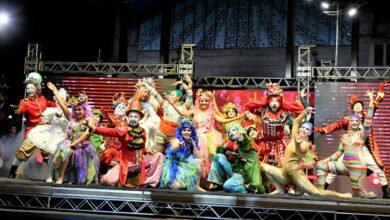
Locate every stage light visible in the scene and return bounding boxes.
[0,13,9,25]
[348,8,357,17]
[321,1,330,9]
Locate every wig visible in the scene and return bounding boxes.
[175,118,199,151]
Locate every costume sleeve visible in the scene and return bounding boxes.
[282,99,305,115]
[291,110,307,138]
[184,89,193,110]
[46,99,57,107]
[329,143,344,161]
[245,96,267,114]
[362,106,374,138]
[95,126,127,138]
[317,118,349,134]
[18,100,28,114]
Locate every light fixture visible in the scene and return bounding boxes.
[321,1,330,9]
[348,8,357,16]
[0,12,9,25]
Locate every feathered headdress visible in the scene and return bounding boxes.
[70,91,88,107]
[266,83,283,96]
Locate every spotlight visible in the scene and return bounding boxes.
[321,1,330,9]
[348,8,357,16]
[0,13,9,25]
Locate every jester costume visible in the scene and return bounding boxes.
[245,83,304,167]
[316,103,375,197]
[96,125,147,187]
[315,81,390,198]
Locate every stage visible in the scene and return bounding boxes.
[0,178,389,219]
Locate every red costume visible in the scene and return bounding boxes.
[245,83,304,167]
[19,95,56,137]
[96,126,147,187]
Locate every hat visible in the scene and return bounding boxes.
[126,101,144,118]
[347,95,363,110]
[266,83,283,97]
[70,91,88,107]
[92,109,104,119]
[23,72,42,92]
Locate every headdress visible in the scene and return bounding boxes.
[222,102,238,114]
[23,72,43,92]
[301,122,314,131]
[70,91,88,107]
[196,89,213,99]
[178,118,195,129]
[126,101,144,118]
[92,109,104,119]
[266,83,283,97]
[227,123,246,135]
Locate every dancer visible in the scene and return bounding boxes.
[315,81,390,198]
[207,123,264,193]
[8,72,57,178]
[245,83,305,167]
[316,90,375,198]
[166,89,223,188]
[143,74,193,153]
[47,82,99,184]
[87,101,161,188]
[261,107,350,198]
[159,118,204,191]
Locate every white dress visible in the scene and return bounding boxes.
[27,107,69,154]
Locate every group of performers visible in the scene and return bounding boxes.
[5,71,390,199]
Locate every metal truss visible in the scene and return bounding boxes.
[0,191,389,219]
[27,61,178,76]
[314,66,390,79]
[194,76,315,89]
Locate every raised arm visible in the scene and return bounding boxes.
[167,99,195,117]
[361,90,375,139]
[181,74,194,110]
[47,82,71,120]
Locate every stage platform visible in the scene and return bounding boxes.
[0,177,389,219]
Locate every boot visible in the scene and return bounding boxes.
[382,185,390,199]
[8,165,18,178]
[324,182,330,190]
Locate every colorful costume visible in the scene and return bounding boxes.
[160,119,202,191]
[261,110,350,198]
[207,124,264,193]
[56,120,99,184]
[315,82,389,198]
[316,104,374,197]
[245,83,304,167]
[97,101,163,188]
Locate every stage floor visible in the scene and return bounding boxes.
[0,177,389,219]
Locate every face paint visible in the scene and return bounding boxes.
[114,103,127,117]
[269,97,280,112]
[26,84,37,97]
[128,112,141,127]
[228,126,243,142]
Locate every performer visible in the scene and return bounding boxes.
[87,101,161,188]
[89,109,106,157]
[143,74,193,153]
[166,89,223,189]
[207,124,265,193]
[245,83,305,167]
[315,81,390,198]
[316,90,375,198]
[159,118,204,191]
[8,72,57,178]
[213,101,245,134]
[47,82,99,185]
[261,107,350,198]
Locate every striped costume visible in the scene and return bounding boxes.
[316,106,374,197]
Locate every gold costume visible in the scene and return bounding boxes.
[261,110,351,198]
